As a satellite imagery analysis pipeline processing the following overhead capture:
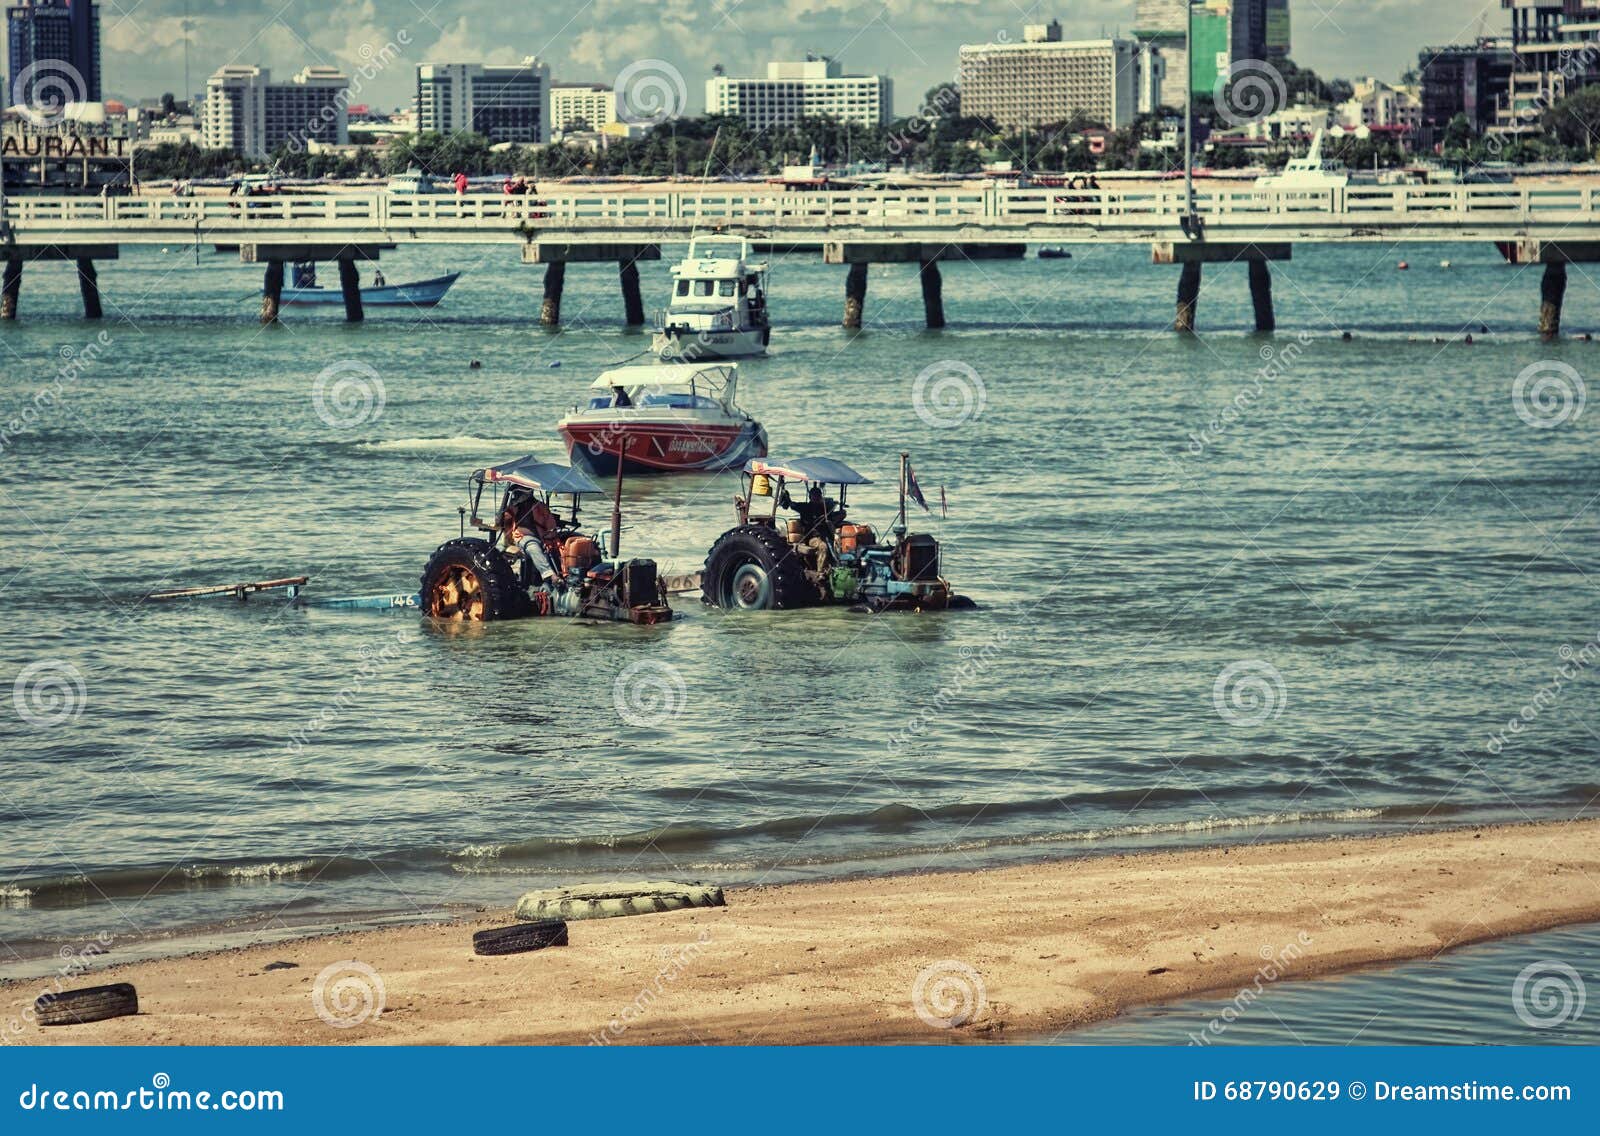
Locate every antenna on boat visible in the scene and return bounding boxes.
[685,126,723,247]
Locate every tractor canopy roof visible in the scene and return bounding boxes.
[746,457,872,485]
[474,455,602,496]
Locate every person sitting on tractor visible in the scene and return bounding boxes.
[781,485,839,571]
[500,493,563,589]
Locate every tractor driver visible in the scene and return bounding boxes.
[781,484,838,571]
[500,492,563,589]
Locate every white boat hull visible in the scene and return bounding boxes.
[653,326,769,359]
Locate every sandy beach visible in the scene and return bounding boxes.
[6,819,1598,1046]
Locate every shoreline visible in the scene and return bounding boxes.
[5,818,1598,1046]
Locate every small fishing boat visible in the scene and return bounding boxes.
[277,270,461,307]
[558,361,767,476]
[653,236,771,359]
[1038,246,1073,260]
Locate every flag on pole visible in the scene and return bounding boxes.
[905,461,930,513]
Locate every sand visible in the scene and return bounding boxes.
[5,819,1598,1046]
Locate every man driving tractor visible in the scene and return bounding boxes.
[780,484,844,571]
[499,491,563,589]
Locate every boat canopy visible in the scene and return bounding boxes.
[591,362,738,391]
[475,455,602,495]
[747,457,872,485]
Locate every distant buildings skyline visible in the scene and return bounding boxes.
[6,0,100,105]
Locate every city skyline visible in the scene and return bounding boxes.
[20,0,1507,114]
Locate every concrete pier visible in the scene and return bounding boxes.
[76,258,102,319]
[1,259,20,320]
[1248,260,1275,333]
[337,258,364,323]
[619,257,645,327]
[843,262,868,329]
[920,260,945,330]
[1540,263,1568,339]
[540,262,565,327]
[261,261,283,324]
[1175,262,1201,333]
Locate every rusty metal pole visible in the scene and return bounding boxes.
[920,259,945,329]
[619,257,645,326]
[0,258,20,320]
[1248,260,1274,333]
[843,261,868,329]
[76,258,102,319]
[260,259,283,324]
[1540,261,1568,340]
[1175,261,1201,333]
[337,257,364,323]
[541,261,565,327]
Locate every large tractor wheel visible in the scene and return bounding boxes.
[702,525,814,610]
[420,539,529,621]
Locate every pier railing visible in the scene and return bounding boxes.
[5,184,1600,244]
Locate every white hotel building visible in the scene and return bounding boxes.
[958,23,1144,130]
[550,83,617,132]
[705,58,891,130]
[201,64,349,158]
[416,58,551,144]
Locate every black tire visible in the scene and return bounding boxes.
[420,538,530,621]
[472,920,569,956]
[702,524,814,610]
[36,983,138,1026]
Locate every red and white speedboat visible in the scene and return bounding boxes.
[557,362,768,476]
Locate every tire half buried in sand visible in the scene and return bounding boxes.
[514,880,725,922]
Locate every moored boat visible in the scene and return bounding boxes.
[278,271,461,307]
[558,361,767,476]
[652,236,771,360]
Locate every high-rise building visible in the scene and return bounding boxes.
[958,23,1142,129]
[1133,0,1192,107]
[705,57,891,129]
[201,64,349,158]
[1134,2,1289,107]
[415,58,551,144]
[1417,42,1514,147]
[1264,0,1291,57]
[1494,1,1600,132]
[550,83,616,132]
[6,0,100,106]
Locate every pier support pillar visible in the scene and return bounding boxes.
[1175,262,1201,333]
[1248,259,1274,333]
[1,259,20,321]
[76,258,103,320]
[260,261,283,324]
[619,257,645,327]
[843,262,868,329]
[540,262,566,327]
[337,257,364,323]
[1540,262,1568,340]
[919,260,945,329]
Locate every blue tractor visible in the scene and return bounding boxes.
[700,455,973,613]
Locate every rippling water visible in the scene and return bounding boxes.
[1056,922,1600,1046]
[1,240,1596,965]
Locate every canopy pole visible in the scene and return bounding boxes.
[610,444,625,559]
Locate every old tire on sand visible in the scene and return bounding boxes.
[420,538,529,621]
[36,983,139,1026]
[472,920,569,956]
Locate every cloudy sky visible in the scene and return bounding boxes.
[89,0,1506,111]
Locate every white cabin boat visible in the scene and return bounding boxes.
[653,236,771,360]
[1256,130,1376,191]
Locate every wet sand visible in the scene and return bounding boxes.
[6,819,1597,1046]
